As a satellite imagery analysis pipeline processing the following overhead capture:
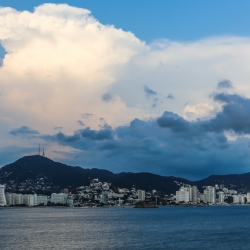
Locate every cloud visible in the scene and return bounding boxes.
[77,120,85,126]
[102,93,113,102]
[217,79,233,89]
[144,85,157,97]
[3,4,250,178]
[54,126,63,131]
[82,113,93,118]
[9,126,40,137]
[35,92,250,179]
[167,93,174,99]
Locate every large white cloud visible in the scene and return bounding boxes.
[1,4,250,165]
[0,4,146,136]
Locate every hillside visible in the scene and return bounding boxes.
[1,155,250,195]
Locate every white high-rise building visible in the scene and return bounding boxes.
[199,193,206,202]
[101,191,109,204]
[51,193,68,204]
[23,194,35,206]
[0,185,6,206]
[35,195,48,205]
[205,186,216,204]
[138,190,145,201]
[238,195,245,204]
[5,193,14,206]
[233,195,239,204]
[176,187,189,203]
[186,186,192,202]
[218,191,225,204]
[247,193,250,203]
[192,186,198,203]
[14,193,23,205]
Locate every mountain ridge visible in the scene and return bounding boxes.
[1,155,250,194]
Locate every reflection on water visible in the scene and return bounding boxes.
[1,206,250,249]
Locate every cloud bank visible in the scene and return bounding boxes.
[1,4,250,178]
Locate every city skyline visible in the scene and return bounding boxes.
[1,2,250,179]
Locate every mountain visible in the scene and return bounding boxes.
[1,155,250,195]
[0,155,191,194]
[194,174,250,193]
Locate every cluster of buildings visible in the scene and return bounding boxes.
[2,179,250,207]
[175,184,250,205]
[0,179,152,207]
[0,185,74,207]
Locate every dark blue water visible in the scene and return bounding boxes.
[1,206,250,249]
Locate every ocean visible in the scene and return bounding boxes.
[1,206,250,249]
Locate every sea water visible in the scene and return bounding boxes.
[1,206,250,249]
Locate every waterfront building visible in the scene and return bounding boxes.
[64,188,69,194]
[0,185,7,206]
[247,193,250,203]
[14,193,23,205]
[34,194,48,205]
[23,194,34,206]
[205,186,216,204]
[101,191,109,204]
[233,195,239,204]
[218,191,224,204]
[51,193,68,204]
[138,190,145,201]
[5,193,14,206]
[238,195,245,204]
[186,186,192,202]
[192,186,198,203]
[176,187,189,203]
[199,193,206,202]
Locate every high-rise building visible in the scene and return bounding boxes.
[176,187,189,203]
[218,191,224,203]
[238,195,245,204]
[205,186,216,204]
[138,190,145,201]
[51,193,68,204]
[192,186,198,203]
[199,193,206,202]
[233,195,239,204]
[0,185,6,206]
[23,194,35,206]
[35,195,48,205]
[101,191,109,204]
[5,193,14,206]
[247,193,250,203]
[6,193,23,205]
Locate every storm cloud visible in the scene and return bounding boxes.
[217,79,233,89]
[35,92,250,179]
[10,126,40,137]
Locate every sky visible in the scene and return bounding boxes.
[1,1,250,180]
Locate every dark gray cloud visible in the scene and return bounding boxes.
[143,85,159,107]
[144,85,157,97]
[167,93,174,99]
[29,92,250,179]
[217,79,233,89]
[82,113,93,118]
[102,93,114,102]
[54,126,62,131]
[77,120,85,126]
[10,126,40,137]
